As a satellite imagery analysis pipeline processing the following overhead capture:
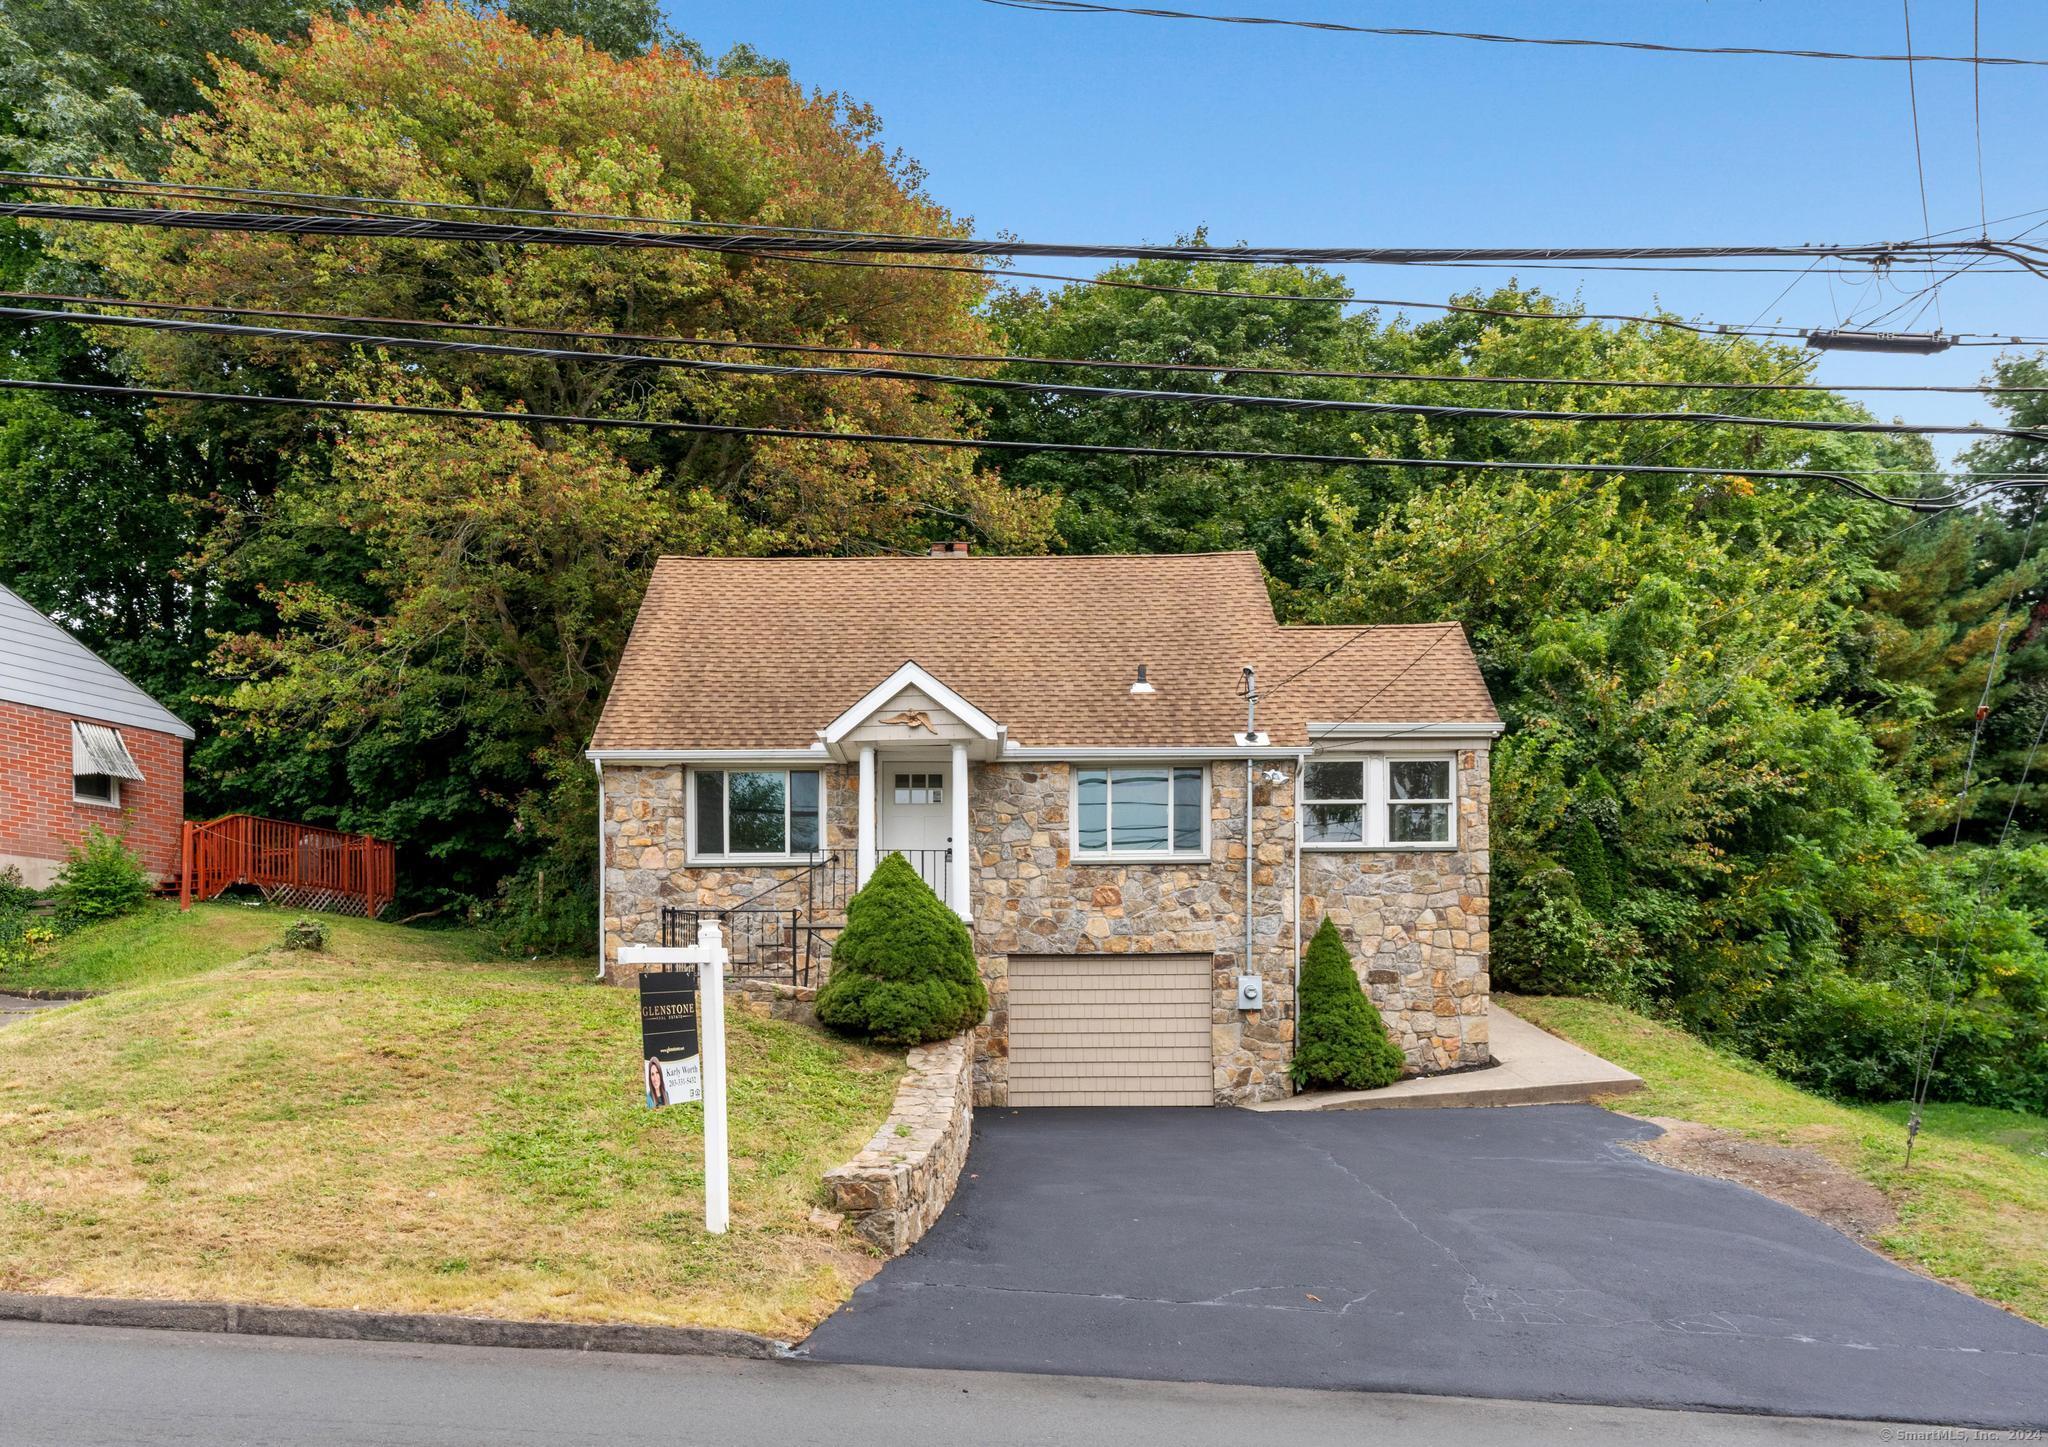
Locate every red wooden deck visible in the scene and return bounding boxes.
[178,814,396,919]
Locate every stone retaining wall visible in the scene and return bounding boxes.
[821,1034,974,1256]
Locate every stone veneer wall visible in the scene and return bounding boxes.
[1299,746,1492,1072]
[968,761,1297,1108]
[600,749,1491,1091]
[599,763,856,986]
[821,1034,974,1255]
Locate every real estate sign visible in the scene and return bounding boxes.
[639,968,702,1107]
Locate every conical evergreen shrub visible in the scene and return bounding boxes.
[1290,918,1406,1090]
[1558,815,1615,917]
[815,852,989,1045]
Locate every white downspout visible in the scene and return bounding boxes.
[1245,758,1255,984]
[1293,751,1305,1016]
[591,758,607,980]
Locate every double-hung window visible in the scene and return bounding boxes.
[1304,756,1456,848]
[1074,766,1206,858]
[692,768,822,858]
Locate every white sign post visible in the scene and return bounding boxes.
[621,923,730,1235]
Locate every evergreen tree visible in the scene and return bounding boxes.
[1290,918,1406,1091]
[815,854,989,1045]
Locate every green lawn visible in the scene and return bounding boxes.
[0,909,905,1335]
[1508,994,2048,1325]
[0,900,492,995]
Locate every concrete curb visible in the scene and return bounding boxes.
[0,1291,790,1360]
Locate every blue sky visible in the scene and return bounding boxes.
[668,1,2048,462]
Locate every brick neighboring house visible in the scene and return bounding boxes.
[588,549,1501,1108]
[0,583,192,887]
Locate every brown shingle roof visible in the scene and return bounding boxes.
[590,552,1498,752]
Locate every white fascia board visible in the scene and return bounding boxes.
[586,746,828,765]
[1002,744,1307,762]
[820,661,1001,744]
[1307,720,1505,741]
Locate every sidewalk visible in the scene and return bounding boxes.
[0,994,66,1028]
[1246,1004,1641,1112]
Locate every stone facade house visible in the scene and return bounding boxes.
[0,582,191,887]
[588,549,1500,1107]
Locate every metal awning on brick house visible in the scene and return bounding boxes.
[72,721,145,780]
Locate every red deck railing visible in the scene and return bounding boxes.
[179,814,396,919]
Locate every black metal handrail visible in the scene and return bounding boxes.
[718,850,848,918]
[660,906,840,988]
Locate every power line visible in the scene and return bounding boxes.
[1974,0,1991,236]
[17,195,2048,344]
[18,287,2048,396]
[0,375,1989,510]
[1899,1,1945,331]
[982,0,2048,67]
[13,302,2043,446]
[19,170,2048,267]
[1,195,2029,270]
[8,174,2039,274]
[14,177,2048,342]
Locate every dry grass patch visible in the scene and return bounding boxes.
[0,944,904,1337]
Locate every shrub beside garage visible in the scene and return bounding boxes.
[1292,918,1406,1091]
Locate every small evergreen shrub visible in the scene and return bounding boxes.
[1558,816,1615,916]
[815,853,988,1045]
[282,918,328,951]
[51,826,151,927]
[1291,918,1406,1091]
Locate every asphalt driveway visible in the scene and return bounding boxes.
[802,1106,2048,1428]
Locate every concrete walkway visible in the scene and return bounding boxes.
[0,994,67,1028]
[1247,1004,1640,1112]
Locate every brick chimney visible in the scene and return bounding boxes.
[929,540,971,557]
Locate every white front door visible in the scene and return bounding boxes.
[878,765,951,899]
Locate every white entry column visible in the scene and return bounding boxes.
[856,744,877,888]
[948,741,971,922]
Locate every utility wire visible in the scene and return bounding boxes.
[982,0,2048,67]
[13,175,2040,275]
[16,170,2048,261]
[0,375,1986,510]
[0,196,2026,269]
[1899,1,1946,331]
[13,289,2048,398]
[14,199,2048,343]
[12,302,2043,446]
[1975,0,1991,235]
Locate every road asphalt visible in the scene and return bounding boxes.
[803,1104,2048,1428]
[0,1320,1923,1445]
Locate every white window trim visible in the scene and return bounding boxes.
[1068,763,1211,863]
[1301,753,1459,852]
[73,774,122,808]
[685,766,829,866]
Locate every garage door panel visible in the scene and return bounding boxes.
[1006,953,1214,1107]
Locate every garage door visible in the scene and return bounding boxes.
[1006,953,1214,1106]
